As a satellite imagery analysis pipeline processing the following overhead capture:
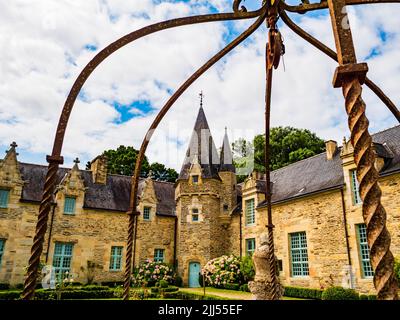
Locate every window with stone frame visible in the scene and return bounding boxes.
[350,170,362,205]
[109,246,123,271]
[154,249,165,263]
[192,175,199,184]
[289,232,309,277]
[52,242,74,281]
[245,198,255,226]
[245,238,256,256]
[0,189,10,208]
[64,196,76,215]
[192,208,199,222]
[356,224,374,278]
[143,206,151,221]
[0,239,5,268]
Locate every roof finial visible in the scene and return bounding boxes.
[5,141,19,156]
[225,126,227,134]
[199,91,204,108]
[73,157,80,165]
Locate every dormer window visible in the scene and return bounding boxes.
[143,207,151,221]
[350,170,362,205]
[64,196,76,215]
[245,198,255,226]
[0,189,10,208]
[192,175,199,184]
[192,208,199,222]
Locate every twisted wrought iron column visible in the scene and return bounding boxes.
[22,156,63,300]
[327,0,398,299]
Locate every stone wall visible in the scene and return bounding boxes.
[263,190,349,290]
[176,175,231,285]
[227,214,241,257]
[250,172,400,295]
[344,172,400,293]
[0,201,38,285]
[134,215,176,267]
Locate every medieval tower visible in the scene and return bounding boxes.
[175,100,237,287]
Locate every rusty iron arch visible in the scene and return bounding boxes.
[122,9,269,300]
[21,2,268,300]
[23,0,400,301]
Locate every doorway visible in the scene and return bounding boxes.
[188,261,201,288]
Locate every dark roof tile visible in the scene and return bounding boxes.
[19,163,176,215]
[255,125,400,207]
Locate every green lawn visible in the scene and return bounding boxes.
[179,287,306,300]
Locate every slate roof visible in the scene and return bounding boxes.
[18,163,176,215]
[220,129,235,173]
[257,125,400,207]
[178,106,221,180]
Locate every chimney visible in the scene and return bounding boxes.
[90,155,108,184]
[325,140,337,160]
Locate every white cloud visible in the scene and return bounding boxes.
[0,1,399,172]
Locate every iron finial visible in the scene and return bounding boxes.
[199,91,204,108]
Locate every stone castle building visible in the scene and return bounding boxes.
[0,105,399,294]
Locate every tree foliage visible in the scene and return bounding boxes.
[86,145,178,182]
[232,126,325,179]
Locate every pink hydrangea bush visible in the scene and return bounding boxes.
[132,259,175,287]
[201,255,244,288]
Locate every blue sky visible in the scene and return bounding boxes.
[0,0,399,170]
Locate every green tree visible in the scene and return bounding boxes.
[103,145,150,176]
[232,138,254,183]
[232,126,325,175]
[149,162,179,183]
[86,145,178,182]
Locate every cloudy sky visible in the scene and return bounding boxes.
[0,0,399,171]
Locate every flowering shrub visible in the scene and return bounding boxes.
[132,259,175,287]
[201,255,244,288]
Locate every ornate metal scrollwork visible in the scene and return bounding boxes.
[233,0,248,12]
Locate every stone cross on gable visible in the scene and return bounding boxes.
[6,141,19,156]
[73,157,80,165]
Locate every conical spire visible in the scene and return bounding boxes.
[220,127,235,173]
[178,94,220,180]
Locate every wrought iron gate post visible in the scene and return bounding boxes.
[327,0,399,300]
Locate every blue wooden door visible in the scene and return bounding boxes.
[188,262,201,288]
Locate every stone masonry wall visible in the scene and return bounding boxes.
[176,177,229,285]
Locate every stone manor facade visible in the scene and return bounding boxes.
[0,106,399,294]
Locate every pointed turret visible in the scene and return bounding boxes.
[219,127,235,173]
[178,95,220,180]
